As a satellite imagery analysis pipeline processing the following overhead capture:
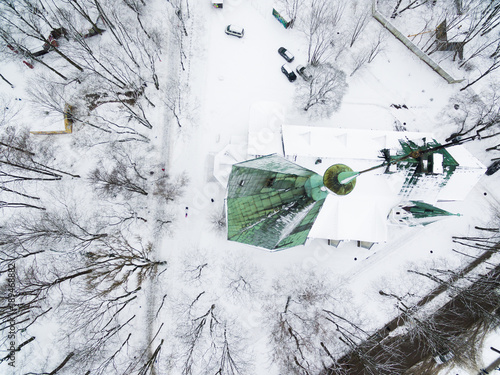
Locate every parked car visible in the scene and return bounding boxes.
[281,64,297,82]
[296,65,312,81]
[278,47,294,62]
[486,160,500,176]
[225,25,244,38]
[433,350,454,365]
[212,0,223,8]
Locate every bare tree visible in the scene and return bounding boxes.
[350,49,370,77]
[0,96,21,127]
[0,73,14,88]
[389,0,432,19]
[0,126,69,179]
[265,269,360,375]
[275,0,301,28]
[368,30,387,63]
[1,226,166,374]
[162,79,194,128]
[453,1,500,89]
[170,10,188,72]
[89,147,149,197]
[175,294,250,375]
[441,81,500,142]
[210,209,226,234]
[348,6,370,48]
[369,219,500,373]
[167,0,189,37]
[0,206,108,267]
[55,231,166,374]
[27,76,150,141]
[171,249,254,374]
[153,171,189,202]
[401,264,500,371]
[220,256,263,301]
[301,0,345,66]
[295,63,348,117]
[0,26,68,80]
[0,0,83,72]
[457,0,500,46]
[0,261,93,341]
[0,1,174,374]
[461,58,500,91]
[0,126,79,209]
[83,233,166,292]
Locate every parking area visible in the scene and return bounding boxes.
[201,1,310,142]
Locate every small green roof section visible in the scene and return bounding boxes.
[404,201,459,219]
[395,138,459,167]
[392,139,459,197]
[226,154,327,250]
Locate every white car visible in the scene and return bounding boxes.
[225,25,244,38]
[296,65,313,81]
[281,64,297,82]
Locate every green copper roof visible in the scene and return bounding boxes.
[396,139,459,167]
[405,201,459,219]
[393,139,458,197]
[226,154,327,250]
[304,173,327,201]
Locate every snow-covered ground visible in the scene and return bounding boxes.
[1,0,499,374]
[165,1,500,373]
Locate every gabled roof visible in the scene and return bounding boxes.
[281,126,432,162]
[389,201,460,227]
[309,173,400,243]
[213,143,246,186]
[237,123,486,248]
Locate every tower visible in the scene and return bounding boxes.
[226,154,327,250]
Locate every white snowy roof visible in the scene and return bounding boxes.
[281,125,486,202]
[282,125,434,161]
[446,144,485,168]
[246,123,486,242]
[30,112,66,132]
[247,101,285,157]
[437,145,486,201]
[228,25,243,33]
[438,167,485,201]
[213,143,246,186]
[309,171,400,243]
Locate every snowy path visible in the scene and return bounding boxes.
[141,4,190,371]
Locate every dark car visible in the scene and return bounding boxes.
[278,47,294,62]
[486,160,500,176]
[281,64,297,82]
[296,65,312,81]
[433,350,454,365]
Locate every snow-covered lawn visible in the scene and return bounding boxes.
[1,0,499,374]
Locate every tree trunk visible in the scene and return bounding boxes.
[0,73,14,88]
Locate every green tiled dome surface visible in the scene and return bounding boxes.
[226,155,326,250]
